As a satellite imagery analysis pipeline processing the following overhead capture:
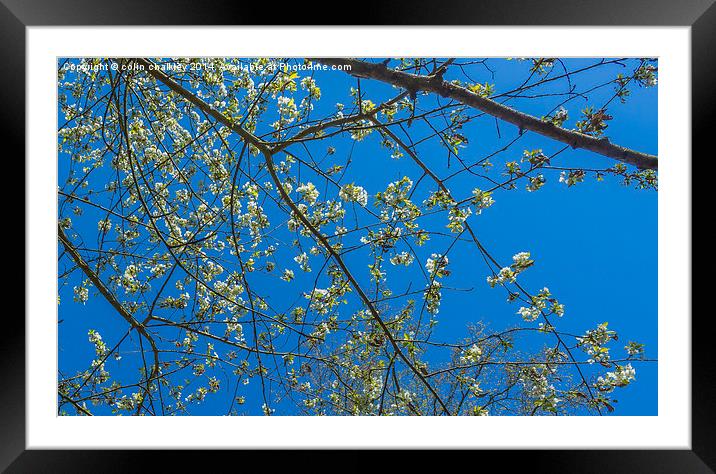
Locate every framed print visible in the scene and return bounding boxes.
[5,0,712,470]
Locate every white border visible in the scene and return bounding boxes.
[27,26,691,449]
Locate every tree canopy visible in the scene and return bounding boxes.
[57,57,657,416]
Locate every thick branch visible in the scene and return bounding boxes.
[312,58,658,170]
[59,226,145,332]
[58,225,160,408]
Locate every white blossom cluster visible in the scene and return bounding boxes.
[97,218,112,232]
[294,252,311,272]
[486,251,534,287]
[517,287,565,323]
[73,282,90,304]
[389,251,414,266]
[520,365,562,413]
[459,344,483,364]
[471,188,495,214]
[425,253,449,277]
[296,182,320,205]
[577,322,617,364]
[424,254,450,314]
[447,206,473,233]
[338,183,368,207]
[596,364,636,392]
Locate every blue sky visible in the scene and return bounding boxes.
[58,58,657,415]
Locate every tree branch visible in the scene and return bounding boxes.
[58,225,160,411]
[311,58,658,170]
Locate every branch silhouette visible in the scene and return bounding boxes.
[312,58,658,170]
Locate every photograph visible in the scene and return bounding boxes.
[56,57,659,417]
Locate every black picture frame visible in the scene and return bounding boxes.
[4,0,710,471]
